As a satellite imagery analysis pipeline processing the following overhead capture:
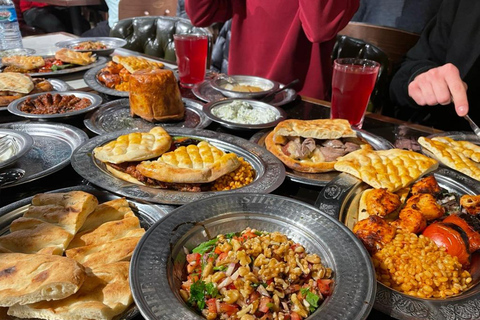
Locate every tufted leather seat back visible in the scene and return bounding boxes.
[331,35,390,114]
[110,16,213,66]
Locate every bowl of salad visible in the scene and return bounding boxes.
[130,193,376,320]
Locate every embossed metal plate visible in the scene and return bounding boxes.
[84,98,211,135]
[0,122,88,188]
[130,193,376,320]
[251,128,394,186]
[71,128,286,205]
[192,80,297,107]
[55,37,127,56]
[315,168,480,320]
[0,184,176,320]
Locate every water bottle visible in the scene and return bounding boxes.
[0,0,23,51]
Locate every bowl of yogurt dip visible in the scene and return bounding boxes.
[204,99,287,130]
[0,129,34,169]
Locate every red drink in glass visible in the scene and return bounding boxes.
[331,58,380,129]
[173,34,208,88]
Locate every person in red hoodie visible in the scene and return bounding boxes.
[20,1,89,33]
[185,0,359,100]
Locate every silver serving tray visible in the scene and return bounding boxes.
[210,74,279,99]
[8,91,103,120]
[203,98,287,130]
[0,78,70,111]
[192,80,297,107]
[251,128,394,186]
[55,37,127,56]
[0,184,176,320]
[314,167,480,320]
[130,193,376,320]
[420,131,480,172]
[27,56,108,77]
[0,129,33,169]
[0,122,88,189]
[83,63,175,97]
[84,98,211,135]
[71,128,286,205]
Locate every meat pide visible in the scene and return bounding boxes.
[93,127,253,192]
[265,119,372,173]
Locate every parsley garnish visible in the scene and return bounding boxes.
[188,281,206,309]
[254,231,264,236]
[213,265,228,271]
[305,291,320,312]
[192,239,218,255]
[205,282,219,298]
[225,232,236,239]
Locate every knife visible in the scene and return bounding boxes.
[464,114,480,138]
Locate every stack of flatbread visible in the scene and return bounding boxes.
[0,191,145,320]
[334,148,439,192]
[418,136,480,181]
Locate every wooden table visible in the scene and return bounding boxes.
[0,41,444,320]
[23,0,102,35]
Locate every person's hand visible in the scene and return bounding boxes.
[408,63,468,116]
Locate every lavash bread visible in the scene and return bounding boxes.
[0,253,85,307]
[0,191,98,255]
[334,148,439,192]
[0,72,34,94]
[55,48,96,65]
[265,119,371,173]
[418,136,480,181]
[7,261,132,320]
[112,55,164,73]
[137,140,241,183]
[93,127,172,164]
[129,68,185,122]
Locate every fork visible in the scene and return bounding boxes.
[464,115,480,138]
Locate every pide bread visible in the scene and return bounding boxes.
[334,148,439,192]
[0,191,98,255]
[93,127,172,164]
[0,253,85,307]
[112,55,164,73]
[0,72,34,94]
[55,48,96,65]
[136,141,241,183]
[0,192,143,320]
[1,55,45,71]
[7,262,132,320]
[265,119,371,173]
[418,136,480,181]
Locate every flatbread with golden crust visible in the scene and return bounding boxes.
[112,55,164,73]
[0,253,85,307]
[272,119,356,144]
[334,148,439,192]
[0,72,34,94]
[55,48,96,65]
[418,136,480,181]
[1,55,45,71]
[93,127,172,164]
[7,261,132,320]
[137,141,241,183]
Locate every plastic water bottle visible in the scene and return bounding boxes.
[0,0,23,51]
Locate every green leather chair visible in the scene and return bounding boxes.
[110,16,213,66]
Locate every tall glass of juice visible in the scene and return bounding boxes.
[173,34,208,88]
[330,58,380,129]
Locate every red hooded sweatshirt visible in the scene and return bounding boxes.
[186,0,359,100]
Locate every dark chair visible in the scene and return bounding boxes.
[110,16,213,66]
[12,0,45,36]
[331,35,390,113]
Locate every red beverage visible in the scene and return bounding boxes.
[174,34,208,88]
[331,58,379,129]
